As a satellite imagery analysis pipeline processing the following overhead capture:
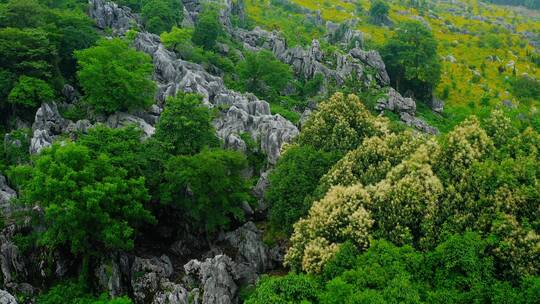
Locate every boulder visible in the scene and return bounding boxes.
[0,175,16,218]
[252,170,270,212]
[429,97,445,113]
[131,255,174,304]
[96,257,125,297]
[89,0,136,35]
[0,290,17,304]
[30,102,70,154]
[152,281,198,304]
[184,255,238,304]
[106,112,155,139]
[222,222,273,275]
[376,88,416,114]
[399,112,439,135]
[0,242,26,284]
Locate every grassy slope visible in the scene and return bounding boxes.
[245,0,540,132]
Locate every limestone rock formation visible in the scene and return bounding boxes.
[131,30,298,164]
[400,112,439,135]
[184,255,239,304]
[131,255,174,303]
[106,112,156,139]
[0,290,17,304]
[29,102,74,154]
[222,222,273,275]
[0,175,16,218]
[376,88,416,114]
[233,27,390,88]
[89,0,136,35]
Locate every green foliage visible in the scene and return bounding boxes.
[38,280,133,304]
[267,145,339,234]
[154,94,219,156]
[0,27,57,96]
[2,128,31,166]
[192,7,222,50]
[238,50,294,103]
[244,274,320,304]
[381,21,441,101]
[8,76,54,108]
[50,9,99,80]
[75,38,156,114]
[251,235,539,304]
[0,0,46,28]
[297,93,386,153]
[510,75,540,102]
[160,26,193,53]
[77,125,147,178]
[141,0,183,34]
[11,142,155,257]
[160,149,251,231]
[369,0,390,25]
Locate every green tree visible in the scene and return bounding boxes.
[192,7,222,50]
[297,93,386,153]
[267,145,339,234]
[49,9,99,80]
[160,149,251,231]
[141,0,182,34]
[160,26,193,54]
[238,50,294,102]
[8,76,54,109]
[245,274,321,304]
[0,0,46,28]
[11,143,155,272]
[0,27,57,89]
[75,38,155,114]
[369,0,390,25]
[154,94,219,156]
[77,125,147,178]
[381,21,441,101]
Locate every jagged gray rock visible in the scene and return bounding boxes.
[0,241,26,284]
[131,30,298,164]
[96,258,125,297]
[252,171,269,212]
[400,112,439,135]
[326,21,364,48]
[222,222,273,275]
[62,84,79,104]
[30,102,70,154]
[234,26,389,89]
[184,255,239,304]
[152,282,199,304]
[0,290,17,304]
[131,255,174,304]
[89,0,136,35]
[376,88,416,114]
[106,112,155,138]
[0,175,16,218]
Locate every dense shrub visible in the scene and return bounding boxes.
[154,94,219,156]
[160,149,251,231]
[381,21,441,101]
[297,93,387,153]
[267,145,339,234]
[75,38,156,114]
[10,143,155,265]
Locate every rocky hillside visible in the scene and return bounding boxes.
[0,0,538,303]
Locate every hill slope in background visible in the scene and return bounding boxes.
[246,0,540,131]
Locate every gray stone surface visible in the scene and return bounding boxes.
[0,290,17,304]
[0,175,16,218]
